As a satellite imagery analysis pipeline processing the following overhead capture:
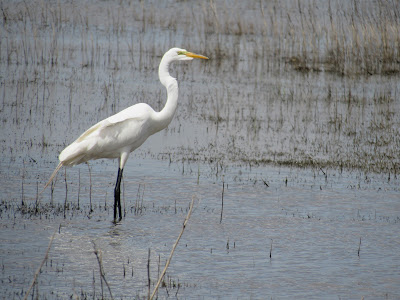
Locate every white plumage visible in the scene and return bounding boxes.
[59,103,155,165]
[42,47,208,221]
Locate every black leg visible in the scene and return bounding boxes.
[114,168,123,221]
[118,171,122,220]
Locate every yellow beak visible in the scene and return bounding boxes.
[185,52,209,60]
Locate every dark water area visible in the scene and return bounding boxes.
[1,0,400,299]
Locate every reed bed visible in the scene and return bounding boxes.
[2,1,399,74]
[0,0,399,176]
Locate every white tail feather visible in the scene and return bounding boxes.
[39,162,63,195]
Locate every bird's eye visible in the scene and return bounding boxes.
[177,51,187,55]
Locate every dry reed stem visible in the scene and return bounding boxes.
[150,196,195,300]
[93,242,114,300]
[220,177,224,224]
[23,228,57,300]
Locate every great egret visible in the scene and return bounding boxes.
[42,47,208,221]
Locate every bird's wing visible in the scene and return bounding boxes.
[75,121,105,143]
[59,104,154,165]
[76,103,151,142]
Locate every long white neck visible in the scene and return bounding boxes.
[155,55,179,130]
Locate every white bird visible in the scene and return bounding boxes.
[42,47,208,221]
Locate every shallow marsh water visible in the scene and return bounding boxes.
[1,0,400,299]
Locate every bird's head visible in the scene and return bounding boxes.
[167,47,209,61]
[159,47,208,85]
